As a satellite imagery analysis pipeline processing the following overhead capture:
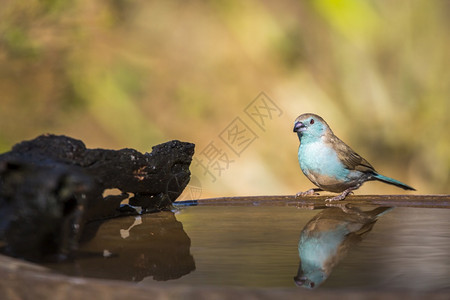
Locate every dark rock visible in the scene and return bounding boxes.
[0,134,195,261]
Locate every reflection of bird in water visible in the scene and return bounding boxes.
[294,205,392,288]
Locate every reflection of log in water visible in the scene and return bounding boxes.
[45,211,195,282]
[294,205,392,289]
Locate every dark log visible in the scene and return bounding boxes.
[0,134,195,261]
[0,161,91,261]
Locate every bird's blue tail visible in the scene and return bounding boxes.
[367,206,393,218]
[373,173,415,191]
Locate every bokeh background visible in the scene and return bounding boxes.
[1,0,448,198]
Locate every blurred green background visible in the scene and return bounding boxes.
[0,0,448,198]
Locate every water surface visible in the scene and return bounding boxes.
[46,205,450,291]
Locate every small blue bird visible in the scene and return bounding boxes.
[293,113,415,201]
[294,205,392,288]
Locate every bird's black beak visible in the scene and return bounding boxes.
[293,121,306,133]
[293,275,307,287]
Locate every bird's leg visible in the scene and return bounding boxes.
[325,186,358,202]
[295,188,323,198]
[325,202,350,210]
[325,202,364,216]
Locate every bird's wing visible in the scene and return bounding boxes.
[328,135,375,173]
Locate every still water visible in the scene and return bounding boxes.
[46,204,450,291]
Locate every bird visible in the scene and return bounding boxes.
[293,113,415,201]
[294,205,392,288]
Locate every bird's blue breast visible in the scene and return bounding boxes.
[298,224,349,269]
[298,140,350,188]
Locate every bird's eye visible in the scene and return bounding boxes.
[310,119,314,125]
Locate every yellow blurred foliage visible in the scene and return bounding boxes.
[0,0,448,196]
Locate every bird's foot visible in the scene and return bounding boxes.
[295,188,322,198]
[295,203,315,210]
[325,194,347,202]
[325,202,349,209]
[325,189,354,202]
[325,202,356,213]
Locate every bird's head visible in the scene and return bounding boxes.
[293,113,331,140]
[293,269,326,289]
